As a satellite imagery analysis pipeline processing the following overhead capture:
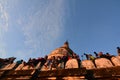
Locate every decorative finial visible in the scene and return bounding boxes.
[62,40,69,48]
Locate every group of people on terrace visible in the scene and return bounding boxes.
[13,46,120,70]
[15,52,81,70]
[82,46,120,61]
[83,52,114,61]
[0,41,120,70]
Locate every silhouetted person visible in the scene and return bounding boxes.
[117,47,120,56]
[76,55,81,68]
[84,53,89,60]
[89,54,95,61]
[16,59,23,65]
[62,54,68,68]
[50,56,58,70]
[41,55,48,67]
[105,53,112,60]
[98,52,106,58]
[94,52,98,58]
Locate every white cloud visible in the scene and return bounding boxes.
[0,2,9,33]
[0,1,9,58]
[0,0,66,59]
[22,0,65,56]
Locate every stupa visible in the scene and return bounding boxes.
[48,41,74,59]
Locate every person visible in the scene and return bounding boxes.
[84,53,89,60]
[94,52,98,58]
[117,47,120,56]
[27,58,35,67]
[43,57,52,70]
[98,52,106,58]
[89,54,95,61]
[105,53,114,60]
[76,55,81,68]
[50,56,58,70]
[61,53,68,68]
[56,56,62,69]
[41,55,48,67]
[16,59,23,65]
[15,59,24,69]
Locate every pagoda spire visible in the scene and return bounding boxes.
[62,40,69,48]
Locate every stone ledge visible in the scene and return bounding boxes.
[86,66,120,79]
[38,68,86,78]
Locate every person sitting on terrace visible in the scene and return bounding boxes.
[117,47,120,56]
[22,61,34,70]
[39,55,48,68]
[4,57,16,64]
[89,54,95,61]
[0,57,16,68]
[94,52,98,58]
[98,52,106,58]
[44,56,52,70]
[84,53,89,60]
[26,57,44,68]
[56,56,62,69]
[26,58,35,67]
[76,54,81,68]
[50,56,58,70]
[97,52,114,60]
[16,59,23,66]
[105,53,112,60]
[61,53,68,68]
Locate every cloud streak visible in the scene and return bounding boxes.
[22,0,65,57]
[0,2,8,33]
[0,1,9,58]
[0,0,66,60]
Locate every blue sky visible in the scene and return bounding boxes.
[0,0,120,61]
